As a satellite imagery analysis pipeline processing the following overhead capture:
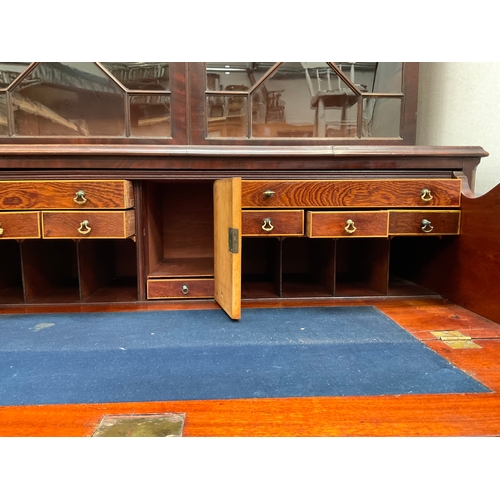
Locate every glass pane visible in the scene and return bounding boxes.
[0,93,8,135]
[206,62,274,91]
[252,62,359,138]
[0,62,31,89]
[332,62,402,93]
[130,94,171,137]
[12,62,126,136]
[363,97,402,137]
[207,94,247,138]
[101,62,170,91]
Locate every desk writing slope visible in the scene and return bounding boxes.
[214,177,242,320]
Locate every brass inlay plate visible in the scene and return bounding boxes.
[92,413,185,437]
[430,330,482,349]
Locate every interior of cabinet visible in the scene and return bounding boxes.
[335,239,390,297]
[0,241,24,303]
[145,181,214,279]
[388,236,450,296]
[281,238,335,298]
[22,240,80,303]
[78,239,138,302]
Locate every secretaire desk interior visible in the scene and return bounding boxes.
[0,144,499,326]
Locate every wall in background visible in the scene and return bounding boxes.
[417,62,500,195]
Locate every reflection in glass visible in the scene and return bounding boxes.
[101,62,170,91]
[12,62,126,136]
[206,62,274,91]
[0,93,8,135]
[363,97,402,138]
[207,95,247,138]
[130,94,171,137]
[0,63,30,89]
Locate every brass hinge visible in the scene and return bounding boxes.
[430,330,482,349]
[228,227,239,254]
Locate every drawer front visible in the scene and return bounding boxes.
[242,179,461,208]
[42,210,135,239]
[0,180,134,210]
[147,278,214,299]
[307,211,389,238]
[389,210,461,235]
[0,211,40,239]
[242,210,304,236]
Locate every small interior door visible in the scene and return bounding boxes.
[214,177,242,319]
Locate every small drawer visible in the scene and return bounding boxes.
[242,210,304,236]
[0,180,134,210]
[0,211,41,239]
[147,278,214,299]
[241,179,461,208]
[42,210,135,239]
[306,211,389,238]
[389,210,461,235]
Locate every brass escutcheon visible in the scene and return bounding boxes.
[345,219,357,234]
[421,219,434,233]
[262,218,274,232]
[78,220,92,235]
[420,188,433,202]
[74,190,87,204]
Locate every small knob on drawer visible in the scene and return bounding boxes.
[421,219,434,233]
[262,218,274,232]
[263,190,276,198]
[182,285,189,295]
[420,188,433,202]
[344,219,357,234]
[74,190,87,204]
[77,220,92,235]
[0,223,3,236]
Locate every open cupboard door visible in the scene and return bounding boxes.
[214,177,242,320]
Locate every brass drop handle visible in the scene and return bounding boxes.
[263,190,276,198]
[182,285,189,295]
[421,219,434,233]
[74,190,87,205]
[345,219,357,234]
[78,220,92,235]
[421,188,433,202]
[262,218,274,232]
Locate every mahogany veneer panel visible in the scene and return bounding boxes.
[389,210,460,235]
[242,210,303,236]
[0,180,134,209]
[42,210,135,239]
[307,210,388,237]
[0,211,40,239]
[241,179,461,208]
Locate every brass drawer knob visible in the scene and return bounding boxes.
[420,188,433,202]
[0,223,3,236]
[421,219,434,233]
[182,285,189,295]
[78,220,92,235]
[345,219,357,234]
[262,218,274,232]
[263,190,276,198]
[74,190,87,205]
